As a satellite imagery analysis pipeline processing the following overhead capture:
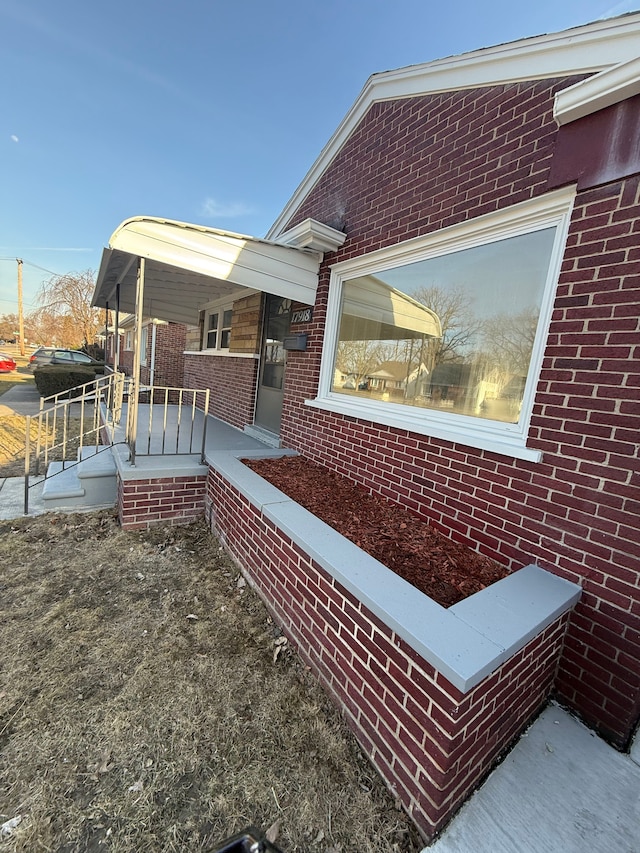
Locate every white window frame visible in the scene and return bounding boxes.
[310,186,576,463]
[202,298,234,353]
[124,331,133,351]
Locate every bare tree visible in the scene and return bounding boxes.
[481,306,539,376]
[0,313,19,341]
[335,339,387,385]
[411,284,481,367]
[35,270,101,348]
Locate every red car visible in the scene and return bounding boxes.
[0,352,17,372]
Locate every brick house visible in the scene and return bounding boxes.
[114,315,187,389]
[263,15,640,749]
[93,15,640,840]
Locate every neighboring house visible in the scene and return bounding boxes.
[93,14,640,840]
[115,315,188,389]
[365,359,431,400]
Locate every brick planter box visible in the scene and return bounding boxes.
[206,454,581,841]
[111,446,208,531]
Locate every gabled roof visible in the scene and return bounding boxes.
[368,361,429,381]
[267,13,640,239]
[92,217,323,325]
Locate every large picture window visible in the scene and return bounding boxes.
[313,188,575,461]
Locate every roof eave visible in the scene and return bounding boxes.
[266,13,640,240]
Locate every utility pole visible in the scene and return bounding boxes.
[17,258,25,356]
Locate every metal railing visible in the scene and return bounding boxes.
[24,371,127,513]
[23,374,210,513]
[126,385,211,465]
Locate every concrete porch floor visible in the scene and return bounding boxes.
[1,382,639,851]
[0,386,287,519]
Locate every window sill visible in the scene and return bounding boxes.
[306,395,543,463]
[184,350,258,359]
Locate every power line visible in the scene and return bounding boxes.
[0,257,62,276]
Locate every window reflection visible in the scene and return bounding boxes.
[331,228,555,424]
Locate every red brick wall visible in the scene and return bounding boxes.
[116,323,186,387]
[118,473,206,530]
[276,79,639,747]
[184,353,258,430]
[148,323,186,388]
[207,466,569,840]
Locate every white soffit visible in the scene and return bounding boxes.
[266,13,640,240]
[554,56,640,125]
[278,218,347,252]
[93,217,321,325]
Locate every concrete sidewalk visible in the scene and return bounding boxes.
[0,476,45,520]
[0,375,42,416]
[424,702,640,852]
[0,381,45,519]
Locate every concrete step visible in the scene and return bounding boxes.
[42,447,117,511]
[42,462,85,506]
[77,447,117,507]
[243,424,281,448]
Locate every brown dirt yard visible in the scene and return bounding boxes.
[0,354,40,477]
[0,354,91,478]
[0,363,424,853]
[0,358,509,851]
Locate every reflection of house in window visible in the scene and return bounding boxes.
[366,360,431,400]
[428,362,472,408]
[333,276,442,398]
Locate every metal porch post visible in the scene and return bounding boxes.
[114,283,121,374]
[127,257,145,465]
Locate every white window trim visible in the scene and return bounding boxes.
[202,297,235,353]
[311,186,576,463]
[185,350,258,359]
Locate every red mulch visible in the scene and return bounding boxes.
[243,455,509,607]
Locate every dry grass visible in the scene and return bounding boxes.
[0,514,423,851]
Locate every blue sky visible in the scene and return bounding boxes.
[1,0,636,316]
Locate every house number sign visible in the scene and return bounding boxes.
[291,308,313,325]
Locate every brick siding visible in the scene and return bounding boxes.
[275,80,640,747]
[118,473,206,530]
[184,353,258,430]
[207,465,570,840]
[115,322,186,389]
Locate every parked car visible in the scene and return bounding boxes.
[0,352,17,372]
[29,347,102,371]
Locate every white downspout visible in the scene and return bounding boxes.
[114,283,120,374]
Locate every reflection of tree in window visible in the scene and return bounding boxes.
[331,227,555,424]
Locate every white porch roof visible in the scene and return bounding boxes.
[92,216,323,324]
[340,275,442,341]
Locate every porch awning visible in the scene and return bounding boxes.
[339,275,442,341]
[92,217,322,325]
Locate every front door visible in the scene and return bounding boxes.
[254,295,291,434]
